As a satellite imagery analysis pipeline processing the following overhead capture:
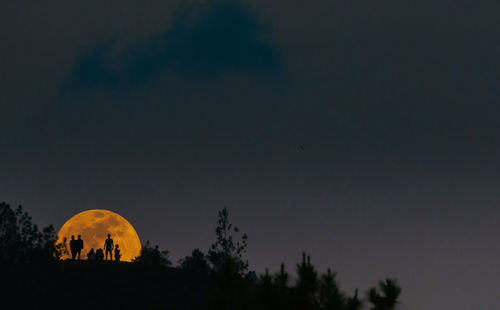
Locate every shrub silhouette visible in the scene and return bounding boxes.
[180,248,211,275]
[133,240,171,267]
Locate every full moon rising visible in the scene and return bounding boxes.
[57,209,142,262]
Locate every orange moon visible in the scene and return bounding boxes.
[57,209,141,262]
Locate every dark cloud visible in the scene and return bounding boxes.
[62,1,279,92]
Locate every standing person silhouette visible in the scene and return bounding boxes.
[104,234,114,260]
[76,235,84,259]
[69,235,77,260]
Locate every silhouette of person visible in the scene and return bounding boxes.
[69,235,77,260]
[114,245,121,262]
[104,234,114,260]
[95,248,104,261]
[76,235,84,260]
[87,248,96,260]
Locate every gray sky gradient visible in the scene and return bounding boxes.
[2,1,500,309]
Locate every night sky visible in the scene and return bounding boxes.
[2,1,500,309]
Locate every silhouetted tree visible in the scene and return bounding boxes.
[208,207,248,273]
[180,248,210,274]
[56,236,69,258]
[133,240,171,267]
[0,202,63,265]
[275,263,289,290]
[0,203,69,309]
[177,249,212,310]
[273,263,291,310]
[256,268,275,310]
[295,252,319,310]
[367,279,402,310]
[206,208,251,310]
[318,268,346,310]
[346,289,362,310]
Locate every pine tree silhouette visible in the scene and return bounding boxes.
[318,268,346,310]
[367,279,402,310]
[346,289,362,310]
[295,252,319,310]
[257,268,274,310]
[273,263,291,310]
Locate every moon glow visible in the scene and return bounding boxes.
[57,209,141,262]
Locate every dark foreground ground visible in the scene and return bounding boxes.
[1,257,398,310]
[2,260,206,310]
[1,204,396,310]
